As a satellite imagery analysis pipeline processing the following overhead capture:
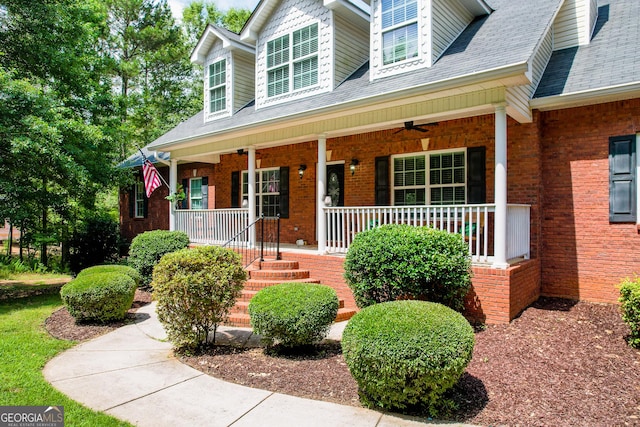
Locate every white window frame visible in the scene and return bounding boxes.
[266,23,319,98]
[134,180,145,218]
[381,0,419,66]
[189,177,203,209]
[208,59,226,113]
[242,167,280,217]
[391,148,467,206]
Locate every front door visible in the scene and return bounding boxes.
[326,164,344,207]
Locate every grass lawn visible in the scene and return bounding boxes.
[0,293,132,427]
[0,272,71,282]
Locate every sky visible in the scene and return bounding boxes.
[167,0,260,21]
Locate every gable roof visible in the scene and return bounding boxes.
[533,0,640,110]
[191,25,254,65]
[147,0,562,152]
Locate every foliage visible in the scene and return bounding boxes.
[181,1,251,46]
[76,264,141,287]
[60,272,136,323]
[344,224,472,311]
[248,283,339,348]
[128,230,190,287]
[0,294,132,425]
[69,215,121,273]
[341,300,475,414]
[152,246,246,352]
[619,277,640,348]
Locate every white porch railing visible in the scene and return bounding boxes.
[174,208,249,245]
[323,204,530,263]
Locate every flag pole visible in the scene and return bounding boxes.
[138,148,170,189]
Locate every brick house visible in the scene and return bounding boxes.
[120,0,640,323]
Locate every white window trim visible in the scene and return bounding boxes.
[189,177,203,210]
[208,59,226,114]
[134,180,145,218]
[380,0,420,67]
[242,167,280,216]
[391,148,467,206]
[266,22,320,98]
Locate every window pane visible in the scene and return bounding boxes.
[209,59,226,88]
[242,172,248,196]
[382,24,419,65]
[268,66,289,97]
[293,57,318,89]
[381,0,417,29]
[267,35,289,68]
[210,87,226,112]
[293,24,318,59]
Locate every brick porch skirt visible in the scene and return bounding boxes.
[278,252,541,325]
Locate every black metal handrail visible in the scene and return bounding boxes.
[222,214,281,268]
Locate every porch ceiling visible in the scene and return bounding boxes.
[168,84,516,161]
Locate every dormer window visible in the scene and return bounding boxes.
[267,23,319,97]
[381,0,418,65]
[209,59,226,113]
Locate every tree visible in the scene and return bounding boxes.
[181,1,251,45]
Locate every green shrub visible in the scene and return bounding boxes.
[341,300,474,414]
[152,246,246,352]
[344,224,471,311]
[60,272,137,323]
[620,277,640,348]
[76,264,141,287]
[248,283,339,348]
[128,230,189,288]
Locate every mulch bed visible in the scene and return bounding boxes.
[47,296,640,426]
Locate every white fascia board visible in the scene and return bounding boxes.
[324,0,370,20]
[240,0,276,43]
[459,0,493,16]
[149,61,530,152]
[191,26,255,65]
[530,81,640,111]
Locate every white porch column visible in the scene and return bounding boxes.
[248,147,256,247]
[169,158,177,231]
[317,135,327,254]
[493,104,509,269]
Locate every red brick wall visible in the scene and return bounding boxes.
[539,99,640,303]
[120,166,170,242]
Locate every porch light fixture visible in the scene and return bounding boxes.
[350,158,359,175]
[298,164,307,179]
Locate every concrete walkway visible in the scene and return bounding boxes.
[44,303,476,427]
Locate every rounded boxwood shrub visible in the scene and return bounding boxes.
[619,277,640,348]
[128,230,190,288]
[152,246,246,352]
[248,283,339,348]
[344,224,471,311]
[341,300,474,413]
[60,272,137,323]
[76,264,141,287]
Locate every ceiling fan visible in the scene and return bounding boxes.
[394,121,438,134]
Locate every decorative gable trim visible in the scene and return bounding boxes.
[192,25,255,65]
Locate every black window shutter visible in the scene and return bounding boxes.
[181,178,189,209]
[467,146,486,204]
[375,156,390,206]
[609,135,636,222]
[143,190,149,218]
[128,185,135,218]
[279,166,289,218]
[201,177,208,209]
[231,172,240,208]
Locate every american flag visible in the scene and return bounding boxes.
[142,159,162,197]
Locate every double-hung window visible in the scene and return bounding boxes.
[393,150,466,205]
[381,0,418,65]
[190,177,203,209]
[209,59,226,113]
[134,180,145,218]
[242,168,280,217]
[267,23,318,97]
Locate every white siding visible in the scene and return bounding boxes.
[232,50,255,112]
[554,0,597,50]
[370,0,432,81]
[204,42,232,122]
[254,0,333,110]
[334,12,369,86]
[431,0,473,63]
[506,26,553,123]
